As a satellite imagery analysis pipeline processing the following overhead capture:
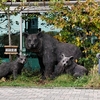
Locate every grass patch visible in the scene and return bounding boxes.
[43,74,75,87]
[0,65,100,88]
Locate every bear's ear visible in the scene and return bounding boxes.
[69,56,74,60]
[38,28,41,32]
[61,53,65,59]
[23,32,29,38]
[37,32,43,38]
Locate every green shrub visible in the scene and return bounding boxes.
[40,0,100,69]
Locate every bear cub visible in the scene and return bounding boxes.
[0,55,27,80]
[52,53,88,79]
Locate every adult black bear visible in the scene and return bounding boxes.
[24,32,82,79]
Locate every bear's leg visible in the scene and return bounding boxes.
[73,72,81,78]
[51,64,64,79]
[38,57,46,80]
[44,62,55,78]
[43,51,56,79]
[13,69,18,80]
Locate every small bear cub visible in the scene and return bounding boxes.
[0,55,27,80]
[52,53,88,79]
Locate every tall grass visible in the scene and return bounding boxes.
[85,65,100,88]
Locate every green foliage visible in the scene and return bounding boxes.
[0,33,20,46]
[73,75,89,87]
[40,0,100,69]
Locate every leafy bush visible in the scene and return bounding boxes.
[40,0,100,69]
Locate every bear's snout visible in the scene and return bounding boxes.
[31,44,36,48]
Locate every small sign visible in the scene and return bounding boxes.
[4,45,18,55]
